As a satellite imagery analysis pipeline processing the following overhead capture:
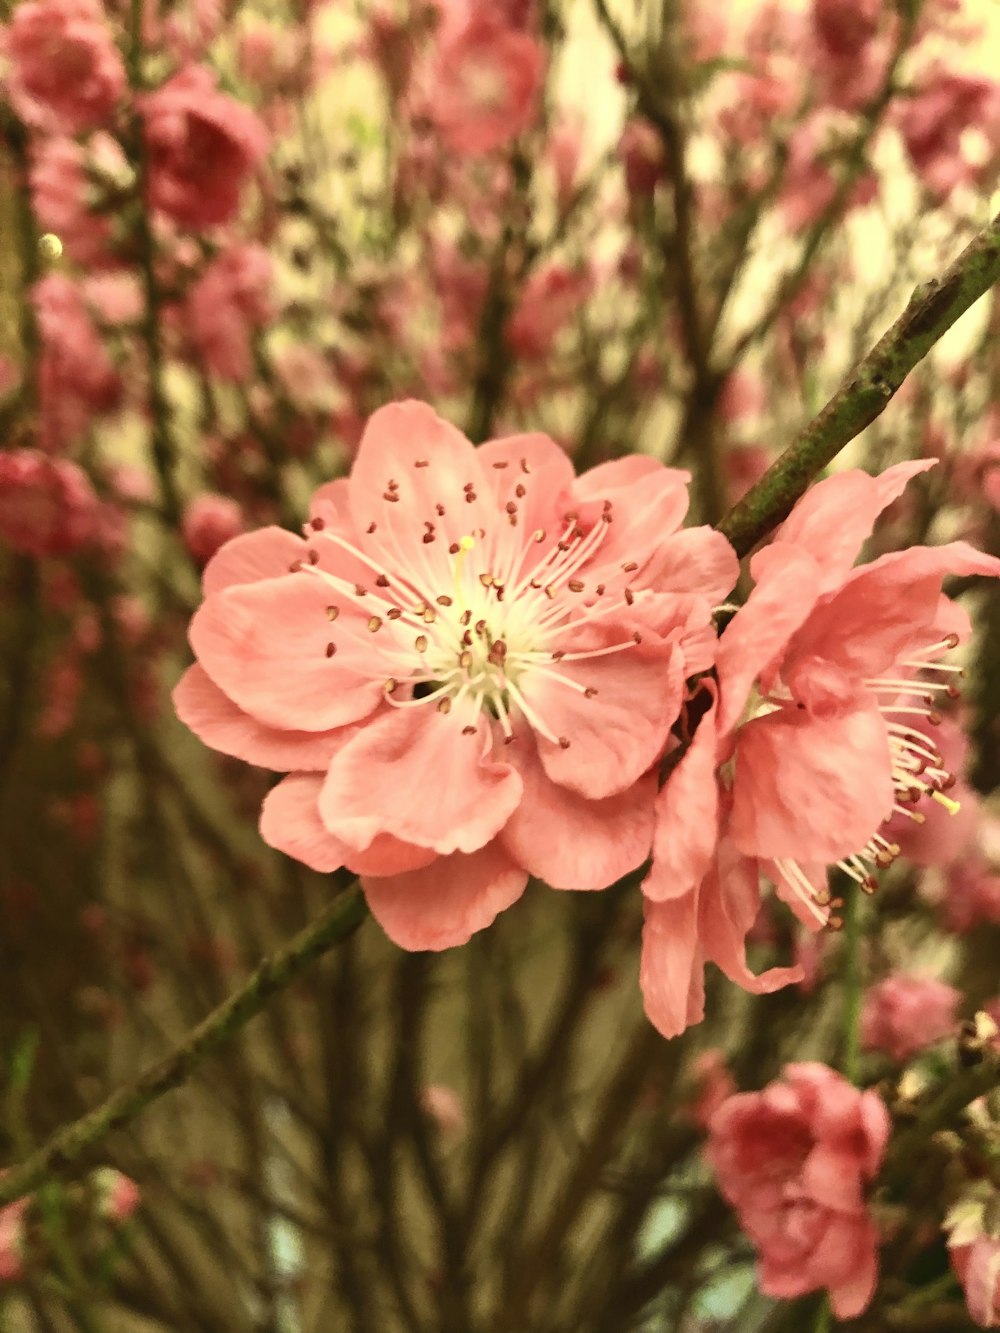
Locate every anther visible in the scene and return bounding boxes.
[465,491,477,503]
[307,549,320,564]
[310,517,325,530]
[475,619,487,635]
[515,484,526,498]
[376,574,390,588]
[622,561,638,573]
[423,608,436,623]
[460,610,472,626]
[861,876,878,895]
[506,501,517,515]
[479,573,493,588]
[368,616,382,633]
[596,584,606,596]
[326,643,337,657]
[632,631,642,644]
[436,503,445,516]
[520,458,531,474]
[449,543,461,554]
[382,491,399,502]
[945,632,960,649]
[584,687,598,698]
[491,460,509,469]
[544,585,556,599]
[437,595,453,606]
[568,580,584,592]
[415,635,428,652]
[289,560,302,572]
[558,737,571,749]
[326,606,339,621]
[387,608,402,620]
[355,584,367,596]
[533,529,546,543]
[423,532,435,543]
[437,697,452,714]
[551,650,565,661]
[385,678,397,693]
[460,651,472,668]
[462,725,477,735]
[414,459,429,468]
[624,587,634,606]
[367,522,377,534]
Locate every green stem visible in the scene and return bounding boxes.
[718,206,1000,557]
[0,885,368,1209]
[841,887,864,1085]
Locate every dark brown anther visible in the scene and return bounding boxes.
[622,561,638,573]
[568,580,584,592]
[505,501,517,515]
[449,542,460,554]
[558,737,571,750]
[584,687,598,698]
[310,517,325,530]
[382,491,400,502]
[387,607,402,620]
[289,560,303,572]
[520,458,531,474]
[491,460,509,469]
[355,583,367,596]
[515,484,526,498]
[307,549,320,565]
[414,459,429,468]
[367,522,377,534]
[423,533,435,543]
[376,574,390,588]
[326,643,337,657]
[624,587,634,606]
[437,595,453,606]
[595,584,605,596]
[462,630,473,646]
[557,541,570,552]
[463,482,475,492]
[465,491,477,503]
[632,631,642,644]
[496,586,505,602]
[462,725,478,735]
[551,650,565,661]
[460,609,472,626]
[436,503,446,516]
[475,619,487,635]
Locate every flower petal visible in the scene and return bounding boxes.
[729,703,894,863]
[203,526,306,595]
[500,734,656,889]
[522,637,683,799]
[716,544,823,736]
[648,526,739,604]
[774,460,935,592]
[362,841,528,950]
[700,840,804,994]
[260,774,348,872]
[189,572,387,731]
[643,686,719,902]
[640,892,706,1040]
[173,663,346,770]
[318,705,522,855]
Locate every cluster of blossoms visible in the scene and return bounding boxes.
[175,402,1000,1038]
[707,1064,890,1317]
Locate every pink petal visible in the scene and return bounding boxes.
[203,526,306,595]
[173,664,344,770]
[521,638,683,799]
[826,1218,879,1319]
[477,431,575,538]
[572,460,692,587]
[640,893,706,1040]
[347,400,489,566]
[362,841,528,950]
[643,686,719,902]
[786,541,1000,680]
[318,706,522,855]
[716,544,823,736]
[344,836,438,877]
[648,526,740,604]
[500,734,656,889]
[729,703,895,863]
[260,774,348,873]
[189,573,387,731]
[775,460,935,592]
[700,841,804,993]
[801,1143,863,1211]
[964,1237,1000,1327]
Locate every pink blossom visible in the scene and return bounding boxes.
[946,1193,1000,1327]
[182,494,246,565]
[187,244,275,382]
[29,138,112,267]
[140,68,269,228]
[422,9,543,156]
[708,1063,889,1319]
[0,1198,27,1282]
[897,66,1000,199]
[32,273,121,451]
[619,118,667,199]
[640,460,1000,1039]
[811,0,881,58]
[0,450,99,556]
[237,22,304,95]
[505,263,593,360]
[174,401,734,951]
[4,0,126,134]
[420,1084,465,1136]
[860,974,960,1062]
[92,1167,141,1221]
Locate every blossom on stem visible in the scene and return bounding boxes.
[140,68,269,229]
[707,1063,889,1319]
[640,459,1000,1040]
[860,974,960,1063]
[174,400,735,950]
[0,449,99,557]
[4,0,126,134]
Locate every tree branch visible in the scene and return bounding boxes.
[718,207,1000,557]
[0,884,368,1209]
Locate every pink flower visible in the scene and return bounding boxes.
[4,0,126,134]
[32,273,121,451]
[0,450,99,556]
[897,66,1000,199]
[422,9,543,156]
[505,262,593,360]
[92,1167,141,1221]
[0,1198,27,1282]
[942,857,1000,932]
[640,460,1000,1039]
[811,0,881,58]
[860,974,960,1062]
[174,401,734,951]
[619,118,668,199]
[182,494,246,564]
[708,1063,889,1319]
[946,1193,1000,1327]
[140,67,269,228]
[186,244,274,382]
